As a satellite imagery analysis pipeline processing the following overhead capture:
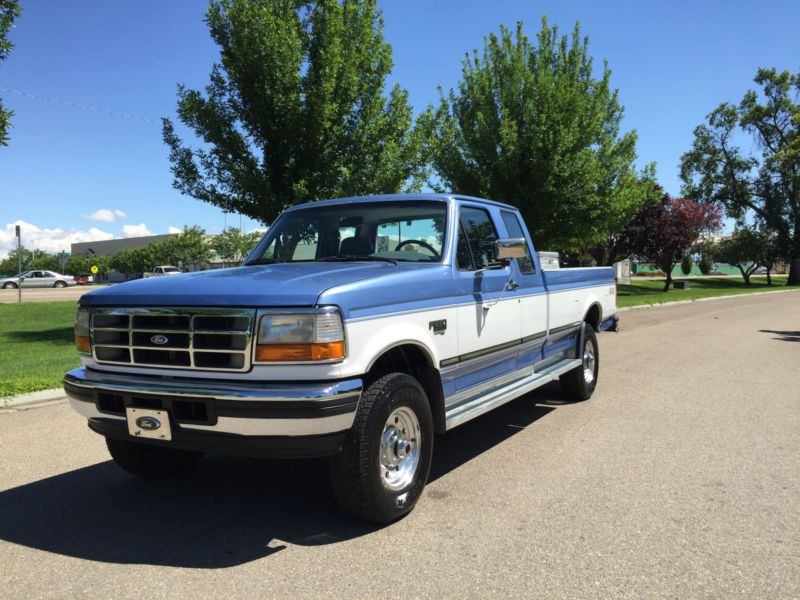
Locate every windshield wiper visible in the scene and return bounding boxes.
[316,255,397,265]
[245,258,286,266]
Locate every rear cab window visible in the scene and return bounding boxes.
[500,210,536,274]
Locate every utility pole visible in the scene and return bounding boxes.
[15,225,21,303]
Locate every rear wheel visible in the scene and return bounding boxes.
[3,281,17,289]
[329,372,433,524]
[560,325,599,401]
[106,437,203,478]
[54,280,67,288]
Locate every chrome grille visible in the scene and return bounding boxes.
[90,308,256,372]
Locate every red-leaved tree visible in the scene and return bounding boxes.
[623,195,722,291]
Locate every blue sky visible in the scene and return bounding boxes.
[1,0,798,256]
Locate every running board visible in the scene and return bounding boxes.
[444,358,582,431]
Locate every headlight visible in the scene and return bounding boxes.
[75,306,90,354]
[254,309,345,362]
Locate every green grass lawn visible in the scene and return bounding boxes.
[0,301,81,398]
[618,275,798,308]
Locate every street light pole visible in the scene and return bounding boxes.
[15,225,21,303]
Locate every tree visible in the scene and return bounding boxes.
[623,195,721,291]
[428,18,658,255]
[163,0,429,225]
[715,228,765,285]
[680,254,693,276]
[212,226,263,267]
[695,237,718,275]
[681,68,800,285]
[0,0,20,146]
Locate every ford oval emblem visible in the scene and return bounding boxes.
[135,416,161,431]
[150,334,169,345]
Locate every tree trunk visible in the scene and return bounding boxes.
[766,266,772,286]
[789,258,800,286]
[663,273,672,292]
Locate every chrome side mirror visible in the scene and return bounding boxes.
[495,238,528,260]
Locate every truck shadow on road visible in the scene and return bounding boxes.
[0,383,566,569]
[758,329,800,342]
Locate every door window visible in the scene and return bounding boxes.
[500,211,535,274]
[457,207,498,270]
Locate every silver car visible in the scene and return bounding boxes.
[1,270,77,289]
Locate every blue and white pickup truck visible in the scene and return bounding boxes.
[64,194,618,523]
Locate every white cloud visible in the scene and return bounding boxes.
[167,226,182,234]
[83,209,127,223]
[0,220,114,259]
[121,223,153,238]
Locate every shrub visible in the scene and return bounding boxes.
[680,254,693,275]
[698,255,712,275]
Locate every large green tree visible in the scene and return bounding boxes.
[428,18,658,256]
[0,0,21,146]
[681,68,800,285]
[163,0,428,224]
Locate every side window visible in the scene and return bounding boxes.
[458,207,498,270]
[262,216,320,261]
[500,211,535,274]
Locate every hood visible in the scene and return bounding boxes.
[80,262,401,307]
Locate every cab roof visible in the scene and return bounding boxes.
[284,193,516,212]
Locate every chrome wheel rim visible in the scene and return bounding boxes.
[583,340,596,384]
[379,406,421,491]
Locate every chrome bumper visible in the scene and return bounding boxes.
[63,367,362,441]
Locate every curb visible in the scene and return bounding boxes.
[618,287,800,312]
[1,388,66,409]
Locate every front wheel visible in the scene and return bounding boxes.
[560,325,599,401]
[329,372,434,524]
[106,437,203,478]
[3,281,17,289]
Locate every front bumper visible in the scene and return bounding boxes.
[63,367,362,458]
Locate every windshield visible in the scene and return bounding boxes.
[246,201,448,264]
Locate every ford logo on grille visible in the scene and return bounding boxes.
[150,334,169,345]
[135,416,161,431]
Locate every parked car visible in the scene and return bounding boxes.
[143,265,182,278]
[64,194,618,523]
[1,270,77,289]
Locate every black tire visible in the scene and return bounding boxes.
[106,437,203,478]
[560,325,599,401]
[329,372,434,524]
[54,280,67,288]
[3,281,17,289]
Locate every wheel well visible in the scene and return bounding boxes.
[365,344,446,434]
[584,303,601,330]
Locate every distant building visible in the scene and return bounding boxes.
[70,234,177,257]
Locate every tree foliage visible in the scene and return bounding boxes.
[428,18,659,255]
[163,0,429,225]
[622,195,721,291]
[680,67,800,285]
[211,226,263,266]
[0,0,21,146]
[715,228,765,285]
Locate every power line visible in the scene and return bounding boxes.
[0,87,158,124]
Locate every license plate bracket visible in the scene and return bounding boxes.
[126,407,172,441]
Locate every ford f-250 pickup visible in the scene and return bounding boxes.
[64,194,618,523]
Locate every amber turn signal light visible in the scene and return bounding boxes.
[75,335,90,354]
[255,341,345,362]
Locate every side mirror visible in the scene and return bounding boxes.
[495,238,528,260]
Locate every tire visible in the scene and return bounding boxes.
[329,372,434,524]
[106,437,203,478]
[560,325,599,401]
[54,281,67,288]
[3,281,17,289]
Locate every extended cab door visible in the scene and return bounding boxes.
[451,205,522,392]
[499,210,548,370]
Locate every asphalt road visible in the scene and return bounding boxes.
[1,291,798,598]
[0,286,92,304]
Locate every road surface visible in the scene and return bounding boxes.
[1,291,798,598]
[0,285,94,304]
